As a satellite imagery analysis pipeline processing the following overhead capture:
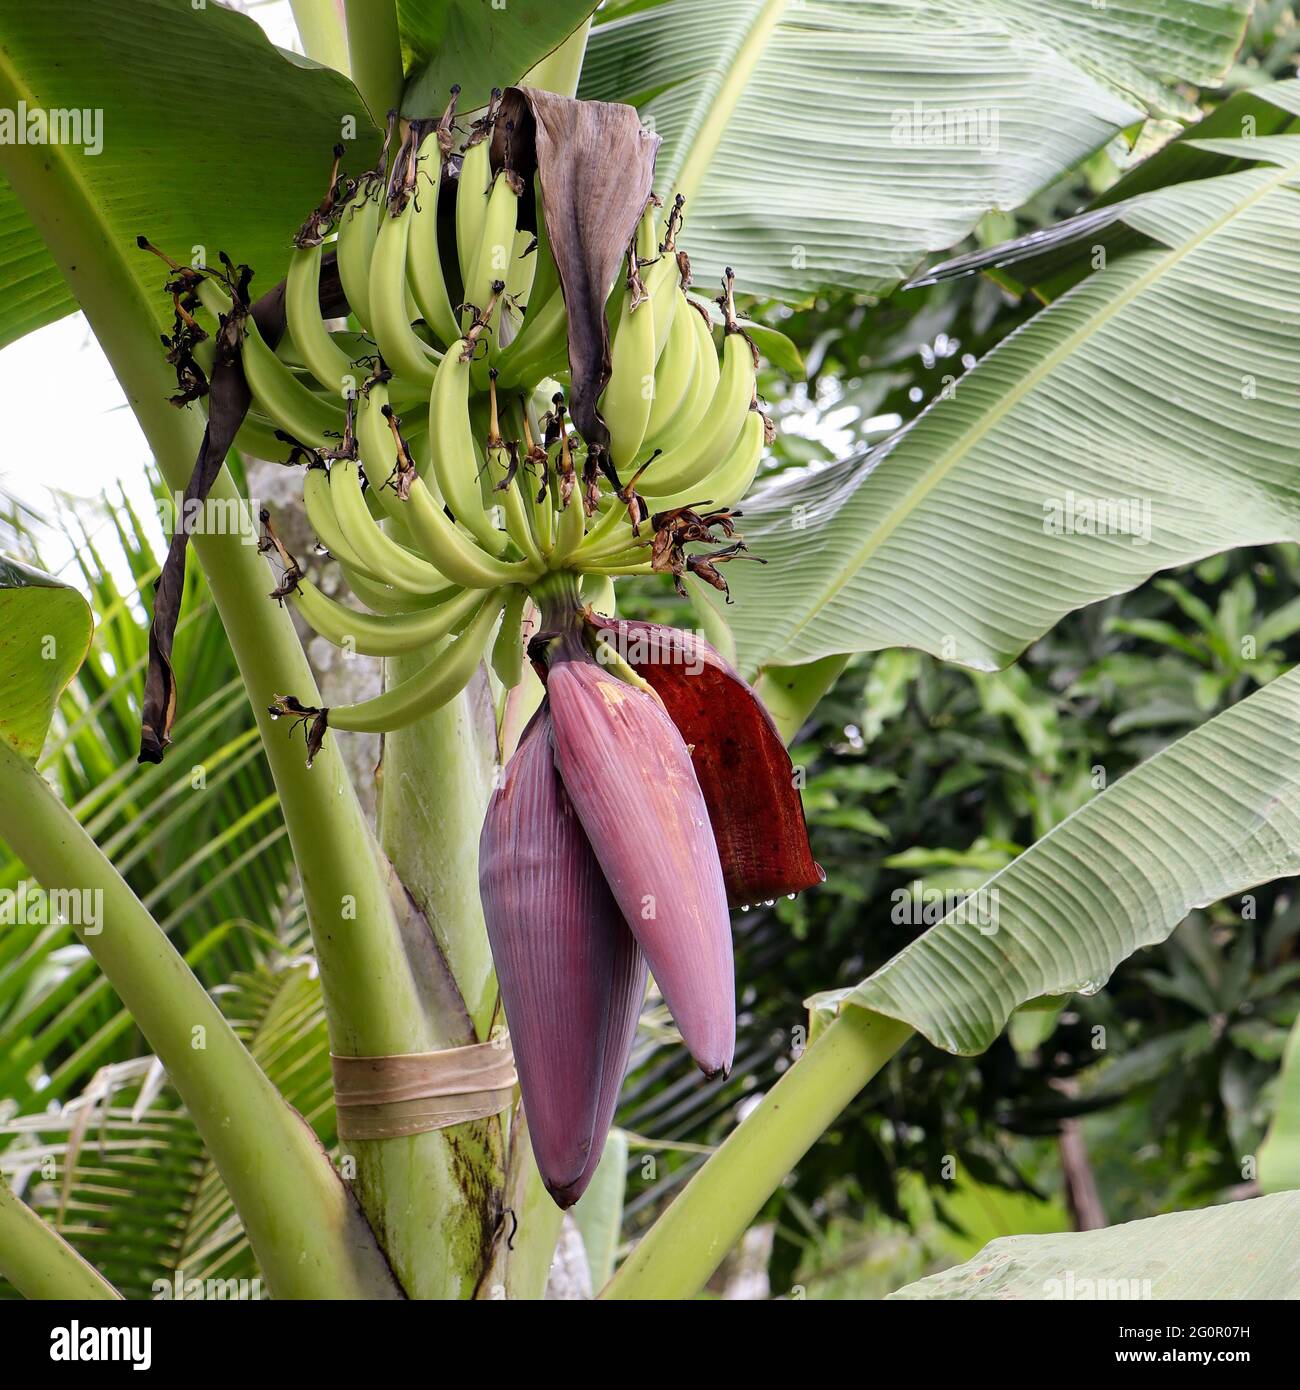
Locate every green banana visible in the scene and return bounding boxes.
[645,301,718,455]
[286,241,360,401]
[635,316,754,497]
[369,196,442,388]
[456,96,499,291]
[401,472,540,590]
[292,575,483,656]
[494,289,568,389]
[644,407,766,514]
[463,168,520,335]
[599,251,657,474]
[407,113,462,350]
[330,458,450,594]
[303,466,384,579]
[336,181,383,332]
[486,375,542,566]
[642,286,697,446]
[490,585,528,688]
[340,562,444,615]
[193,274,347,447]
[320,591,505,733]
[429,339,509,554]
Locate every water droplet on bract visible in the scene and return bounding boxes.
[740,903,750,912]
[786,893,797,901]
[763,899,775,907]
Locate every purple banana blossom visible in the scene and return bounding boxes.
[479,610,821,1208]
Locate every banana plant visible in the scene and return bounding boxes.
[3,0,1298,1303]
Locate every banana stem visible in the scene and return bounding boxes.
[601,1008,913,1300]
[0,1177,121,1300]
[344,0,404,125]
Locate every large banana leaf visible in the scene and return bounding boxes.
[811,664,1300,1056]
[579,0,1249,301]
[707,138,1300,675]
[0,0,381,350]
[890,1190,1300,1299]
[399,1,597,115]
[910,80,1300,297]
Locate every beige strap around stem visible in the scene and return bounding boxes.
[331,1039,517,1140]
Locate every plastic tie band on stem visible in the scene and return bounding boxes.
[331,1038,517,1139]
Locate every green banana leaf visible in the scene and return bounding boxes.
[912,79,1300,297]
[889,1191,1300,1299]
[0,556,91,761]
[811,664,1300,1056]
[704,138,1300,675]
[579,0,1250,301]
[0,0,381,351]
[399,1,598,116]
[1259,1013,1300,1194]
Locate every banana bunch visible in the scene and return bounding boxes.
[163,96,776,756]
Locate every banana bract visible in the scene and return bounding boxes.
[479,704,646,1207]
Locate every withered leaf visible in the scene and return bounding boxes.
[492,87,659,457]
[139,254,349,763]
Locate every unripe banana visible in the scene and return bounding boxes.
[285,240,360,402]
[486,375,542,566]
[355,385,440,537]
[502,228,537,335]
[330,458,451,594]
[494,289,568,390]
[490,584,528,689]
[599,256,657,474]
[406,116,462,350]
[636,322,754,497]
[336,182,382,332]
[303,466,383,579]
[645,406,765,513]
[321,590,505,732]
[401,472,540,590]
[429,339,509,554]
[194,275,347,447]
[641,286,696,446]
[340,562,444,615]
[456,98,499,290]
[292,576,482,655]
[369,198,442,388]
[645,302,718,455]
[464,169,521,338]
